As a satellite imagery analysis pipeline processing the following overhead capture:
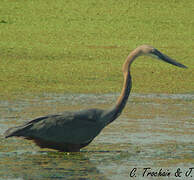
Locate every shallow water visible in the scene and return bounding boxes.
[0,93,194,180]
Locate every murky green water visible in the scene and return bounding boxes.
[0,93,194,180]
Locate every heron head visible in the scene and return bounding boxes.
[138,45,187,69]
[138,45,155,55]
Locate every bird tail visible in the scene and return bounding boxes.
[4,124,32,138]
[4,126,22,138]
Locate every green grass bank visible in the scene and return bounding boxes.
[0,0,193,100]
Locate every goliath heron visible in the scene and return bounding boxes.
[4,45,187,152]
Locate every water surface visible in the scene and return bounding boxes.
[0,93,193,179]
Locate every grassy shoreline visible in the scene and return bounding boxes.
[0,0,193,100]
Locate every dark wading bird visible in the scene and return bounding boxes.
[4,45,187,152]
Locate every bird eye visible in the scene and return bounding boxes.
[151,49,155,53]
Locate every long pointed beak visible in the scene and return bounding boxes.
[152,49,187,69]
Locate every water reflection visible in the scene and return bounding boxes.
[0,150,108,179]
[0,93,193,179]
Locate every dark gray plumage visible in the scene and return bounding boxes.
[5,109,110,151]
